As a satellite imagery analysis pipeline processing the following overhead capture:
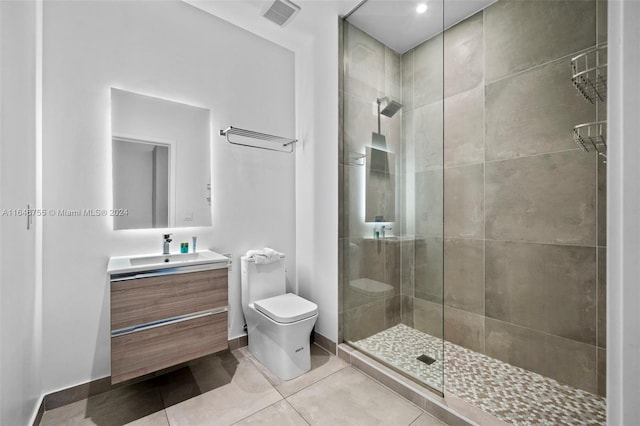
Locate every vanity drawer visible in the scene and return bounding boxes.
[111,268,227,331]
[111,311,228,384]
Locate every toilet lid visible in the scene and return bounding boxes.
[254,293,318,324]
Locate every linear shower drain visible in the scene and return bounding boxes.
[416,354,437,365]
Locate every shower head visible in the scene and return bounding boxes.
[379,98,403,117]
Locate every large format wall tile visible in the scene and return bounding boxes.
[485,150,597,245]
[360,238,387,283]
[597,348,606,397]
[484,0,596,82]
[444,238,484,314]
[485,241,596,345]
[445,307,485,353]
[400,240,415,296]
[344,92,378,157]
[444,164,484,239]
[485,58,595,161]
[339,238,345,314]
[414,237,443,304]
[344,300,386,342]
[444,11,483,97]
[365,170,396,223]
[415,169,443,237]
[339,164,345,237]
[344,164,365,238]
[444,86,484,168]
[414,34,444,107]
[385,47,402,102]
[384,239,401,289]
[597,0,607,44]
[402,295,414,327]
[402,110,415,175]
[597,248,606,348]
[402,50,414,111]
[414,298,443,339]
[344,23,385,99]
[385,295,402,328]
[598,159,607,246]
[484,318,597,394]
[414,101,444,173]
[381,111,403,156]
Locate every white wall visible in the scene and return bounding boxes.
[42,0,295,393]
[0,1,42,424]
[607,0,640,423]
[295,17,341,342]
[184,0,354,344]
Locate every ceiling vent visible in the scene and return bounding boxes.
[263,0,301,27]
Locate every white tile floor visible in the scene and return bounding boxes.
[40,344,446,426]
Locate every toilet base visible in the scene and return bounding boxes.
[247,308,317,381]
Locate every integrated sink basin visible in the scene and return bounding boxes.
[129,252,201,266]
[108,250,229,275]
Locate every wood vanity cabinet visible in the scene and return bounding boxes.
[110,267,228,384]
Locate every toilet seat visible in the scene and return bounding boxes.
[254,293,318,324]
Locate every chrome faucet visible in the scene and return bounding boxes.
[162,233,172,255]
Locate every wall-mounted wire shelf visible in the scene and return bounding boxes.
[571,44,607,104]
[573,121,606,157]
[220,126,297,153]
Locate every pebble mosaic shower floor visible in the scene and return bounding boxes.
[353,324,606,425]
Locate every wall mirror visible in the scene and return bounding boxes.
[111,88,212,230]
[365,146,396,222]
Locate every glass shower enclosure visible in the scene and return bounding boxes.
[340,1,608,419]
[339,0,446,394]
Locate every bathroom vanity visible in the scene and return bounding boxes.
[107,250,229,384]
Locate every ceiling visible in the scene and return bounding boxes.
[346,0,496,53]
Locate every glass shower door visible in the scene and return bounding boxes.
[340,0,445,394]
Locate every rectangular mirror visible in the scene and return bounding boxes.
[111,88,212,230]
[365,146,396,222]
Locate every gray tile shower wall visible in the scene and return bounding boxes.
[412,2,603,396]
[484,0,596,82]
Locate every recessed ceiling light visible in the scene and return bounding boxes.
[416,3,428,13]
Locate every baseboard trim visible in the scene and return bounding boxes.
[312,331,337,355]
[31,396,45,426]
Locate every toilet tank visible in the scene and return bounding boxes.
[241,255,286,307]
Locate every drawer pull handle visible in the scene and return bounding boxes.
[111,306,227,337]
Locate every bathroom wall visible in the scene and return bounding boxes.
[607,0,640,420]
[0,1,42,424]
[407,1,606,395]
[42,0,295,394]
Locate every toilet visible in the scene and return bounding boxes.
[240,254,318,380]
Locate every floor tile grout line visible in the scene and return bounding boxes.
[161,408,171,426]
[227,398,286,426]
[238,345,351,401]
[280,363,351,400]
[281,398,312,426]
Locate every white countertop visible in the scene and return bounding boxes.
[107,249,229,275]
